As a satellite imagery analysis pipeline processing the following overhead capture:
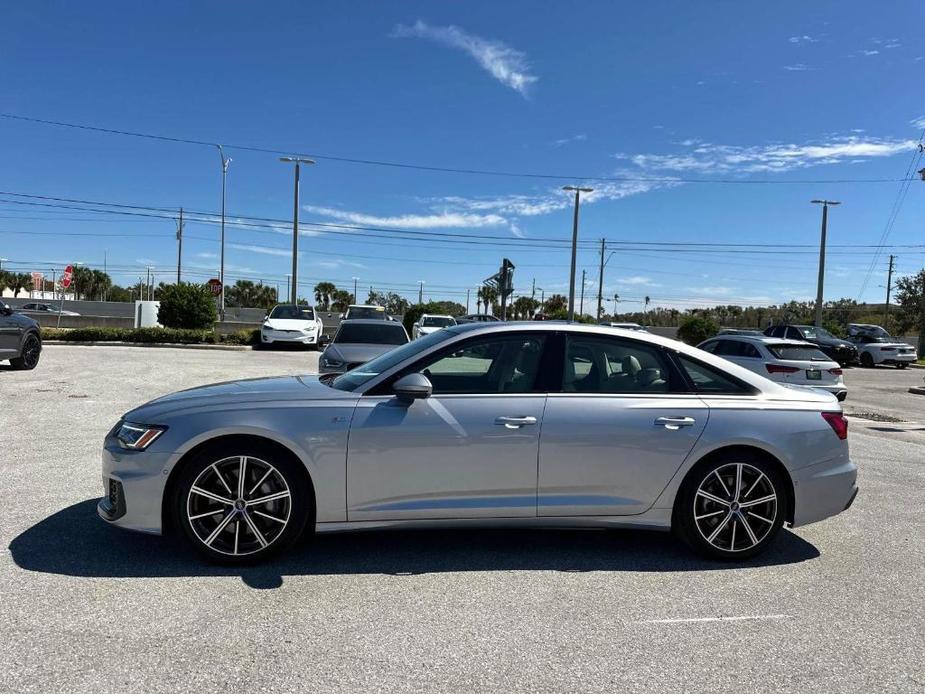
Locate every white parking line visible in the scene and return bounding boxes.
[639,614,792,625]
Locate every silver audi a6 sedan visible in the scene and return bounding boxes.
[99,323,857,564]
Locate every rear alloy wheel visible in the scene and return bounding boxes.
[10,333,41,370]
[676,458,785,560]
[860,352,874,368]
[897,362,907,369]
[174,446,310,563]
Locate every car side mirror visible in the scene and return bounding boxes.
[393,373,432,402]
[319,334,331,347]
[0,305,11,316]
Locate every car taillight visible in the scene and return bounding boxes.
[766,364,800,374]
[821,412,848,440]
[829,368,843,375]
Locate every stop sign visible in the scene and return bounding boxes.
[61,264,74,289]
[207,278,222,296]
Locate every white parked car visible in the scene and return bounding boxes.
[412,314,456,339]
[698,335,847,401]
[847,323,918,368]
[599,322,646,332]
[260,304,324,348]
[343,304,391,321]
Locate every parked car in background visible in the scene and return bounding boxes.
[19,302,80,316]
[343,304,391,321]
[847,323,918,368]
[718,329,764,336]
[599,322,647,331]
[0,301,42,370]
[412,314,457,339]
[99,322,857,564]
[318,319,409,375]
[699,335,846,401]
[763,324,857,366]
[260,304,324,349]
[455,314,501,324]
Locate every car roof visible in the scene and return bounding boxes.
[710,334,817,346]
[347,304,383,310]
[272,303,315,309]
[339,318,404,326]
[420,313,454,318]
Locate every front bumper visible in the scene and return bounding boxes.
[98,441,171,535]
[790,452,858,527]
[261,329,318,344]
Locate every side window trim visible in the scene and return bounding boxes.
[669,351,759,396]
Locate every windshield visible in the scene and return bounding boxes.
[853,326,891,341]
[346,306,386,320]
[422,316,455,327]
[269,305,314,320]
[330,329,456,391]
[767,344,829,361]
[335,323,408,345]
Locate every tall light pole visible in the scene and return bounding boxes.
[811,199,840,327]
[563,186,593,322]
[279,157,315,304]
[352,276,359,302]
[217,146,231,320]
[418,281,425,305]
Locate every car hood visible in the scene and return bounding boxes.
[123,375,354,421]
[813,336,854,349]
[325,343,397,364]
[263,318,315,330]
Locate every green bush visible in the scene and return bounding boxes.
[42,326,265,346]
[157,282,217,330]
[220,328,260,345]
[677,315,719,345]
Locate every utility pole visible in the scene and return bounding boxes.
[884,254,895,323]
[279,156,315,304]
[579,269,586,317]
[352,277,359,302]
[176,207,184,284]
[418,281,424,304]
[217,146,231,320]
[596,238,605,320]
[563,186,594,322]
[531,277,536,300]
[466,288,470,313]
[811,199,840,327]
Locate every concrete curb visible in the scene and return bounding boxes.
[43,340,253,352]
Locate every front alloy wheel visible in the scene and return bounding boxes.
[677,459,785,559]
[175,446,309,563]
[10,333,41,370]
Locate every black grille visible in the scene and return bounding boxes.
[107,478,127,520]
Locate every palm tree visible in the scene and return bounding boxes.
[331,289,354,312]
[11,272,32,298]
[313,282,336,309]
[543,293,567,315]
[477,286,498,315]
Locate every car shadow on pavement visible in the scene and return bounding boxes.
[9,499,821,589]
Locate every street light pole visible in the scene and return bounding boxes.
[811,199,840,327]
[279,157,315,304]
[563,186,593,322]
[352,277,359,302]
[418,281,424,304]
[217,146,231,320]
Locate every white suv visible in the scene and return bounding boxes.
[412,314,457,339]
[260,304,324,348]
[699,334,847,401]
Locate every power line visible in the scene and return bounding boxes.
[0,112,915,185]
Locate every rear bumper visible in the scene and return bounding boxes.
[813,383,848,401]
[790,453,858,528]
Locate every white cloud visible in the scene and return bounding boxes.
[552,134,587,147]
[391,20,537,96]
[783,63,812,71]
[196,251,217,259]
[911,116,925,129]
[313,259,367,270]
[228,243,293,257]
[862,49,880,56]
[509,221,526,238]
[687,286,733,296]
[617,276,659,286]
[788,35,817,44]
[616,135,915,174]
[304,204,506,229]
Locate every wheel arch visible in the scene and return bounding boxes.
[161,433,316,535]
[673,444,795,527]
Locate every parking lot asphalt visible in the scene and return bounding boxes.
[1,345,923,693]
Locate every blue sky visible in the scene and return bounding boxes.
[1,1,923,311]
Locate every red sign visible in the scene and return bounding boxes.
[31,272,44,291]
[61,264,74,289]
[207,278,222,296]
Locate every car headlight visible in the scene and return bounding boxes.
[115,421,167,450]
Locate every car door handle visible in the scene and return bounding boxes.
[655,416,696,430]
[495,416,538,428]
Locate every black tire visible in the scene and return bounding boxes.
[860,352,874,368]
[172,441,312,564]
[897,362,907,369]
[674,454,786,561]
[10,332,41,370]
